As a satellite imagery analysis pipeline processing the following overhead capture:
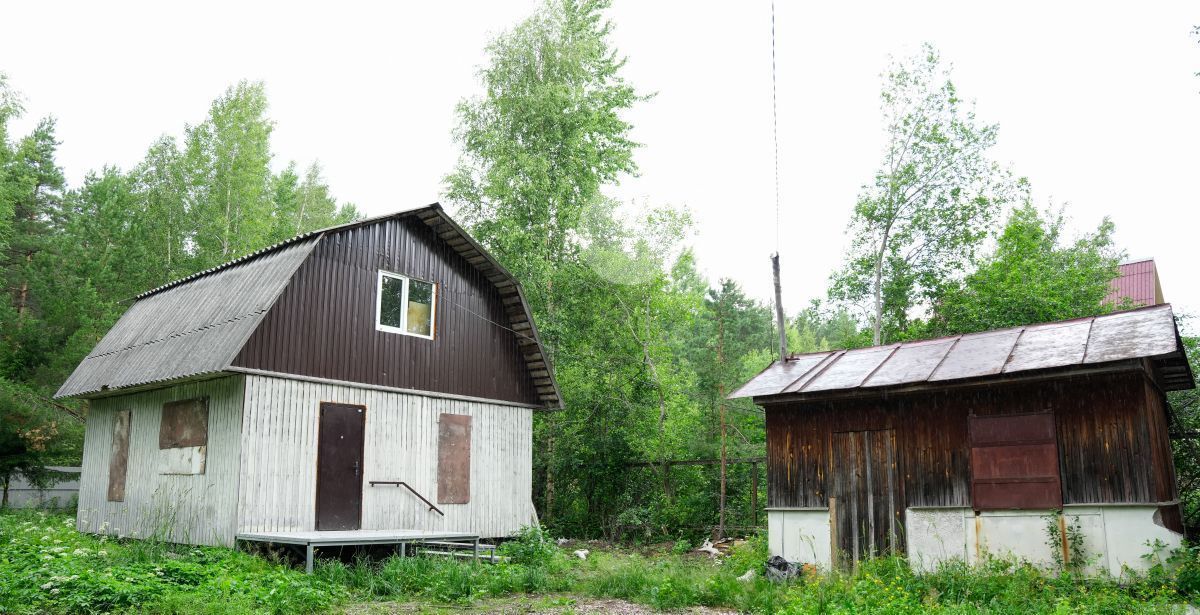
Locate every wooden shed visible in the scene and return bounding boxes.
[731,305,1194,575]
[56,204,560,556]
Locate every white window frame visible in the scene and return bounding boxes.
[375,270,437,340]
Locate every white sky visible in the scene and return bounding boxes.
[3,1,1199,318]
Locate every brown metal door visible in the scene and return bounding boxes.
[316,403,365,530]
[969,412,1062,510]
[830,429,901,568]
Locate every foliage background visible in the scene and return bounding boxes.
[0,0,1195,539]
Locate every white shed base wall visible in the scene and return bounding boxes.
[907,506,1184,577]
[770,505,1183,577]
[767,508,831,569]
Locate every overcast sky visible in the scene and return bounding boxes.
[3,1,1198,319]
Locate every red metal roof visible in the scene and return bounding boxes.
[1106,259,1163,308]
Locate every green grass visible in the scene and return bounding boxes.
[0,509,1194,613]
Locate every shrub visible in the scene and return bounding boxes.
[498,524,559,567]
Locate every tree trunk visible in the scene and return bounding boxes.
[544,416,555,523]
[717,301,728,539]
[1,475,9,509]
[16,253,32,319]
[871,221,895,346]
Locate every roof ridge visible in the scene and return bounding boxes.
[135,204,439,300]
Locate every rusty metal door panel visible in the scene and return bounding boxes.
[437,414,472,504]
[107,409,131,502]
[969,412,1055,446]
[969,412,1062,510]
[971,444,1060,480]
[831,429,901,568]
[316,403,365,530]
[973,480,1062,510]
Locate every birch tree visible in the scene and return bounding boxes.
[831,44,1019,345]
[184,81,274,269]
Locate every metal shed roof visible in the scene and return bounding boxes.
[56,238,319,398]
[730,304,1194,401]
[55,204,562,407]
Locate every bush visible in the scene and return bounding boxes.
[2,509,1193,614]
[0,509,344,614]
[1170,542,1200,597]
[498,524,559,567]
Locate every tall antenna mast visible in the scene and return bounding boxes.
[770,0,787,362]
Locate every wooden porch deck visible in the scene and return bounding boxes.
[236,529,481,573]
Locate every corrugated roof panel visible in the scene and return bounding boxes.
[1003,319,1091,374]
[55,239,319,398]
[1084,306,1177,364]
[730,304,1190,401]
[929,329,1023,382]
[1106,259,1161,308]
[799,346,898,392]
[863,338,956,388]
[728,353,831,398]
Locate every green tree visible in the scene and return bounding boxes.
[445,0,645,527]
[924,203,1123,336]
[1170,326,1200,529]
[446,0,643,295]
[267,162,358,244]
[830,44,1019,345]
[0,72,24,252]
[130,136,191,286]
[183,81,275,268]
[789,300,873,353]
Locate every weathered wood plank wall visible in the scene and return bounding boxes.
[766,371,1176,512]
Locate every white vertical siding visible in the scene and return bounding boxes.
[238,375,535,538]
[76,376,245,546]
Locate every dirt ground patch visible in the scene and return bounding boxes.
[341,594,737,614]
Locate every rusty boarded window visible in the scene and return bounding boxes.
[969,411,1062,510]
[107,409,131,502]
[159,398,208,449]
[437,413,471,504]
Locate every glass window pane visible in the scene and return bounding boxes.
[379,275,405,328]
[406,280,434,336]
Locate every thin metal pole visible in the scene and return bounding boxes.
[305,543,314,574]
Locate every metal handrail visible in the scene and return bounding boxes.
[368,480,445,516]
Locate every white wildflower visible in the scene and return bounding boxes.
[40,582,53,590]
[42,555,53,561]
[50,589,59,595]
[97,550,108,557]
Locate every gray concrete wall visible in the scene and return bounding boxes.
[6,466,81,509]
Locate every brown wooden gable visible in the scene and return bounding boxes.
[232,214,546,407]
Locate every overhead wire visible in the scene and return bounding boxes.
[770,0,781,254]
